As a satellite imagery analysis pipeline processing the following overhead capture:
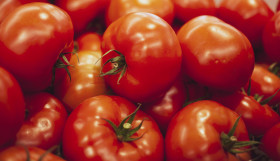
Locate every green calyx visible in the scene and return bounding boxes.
[221,116,260,154]
[102,104,147,142]
[23,145,58,161]
[99,49,127,84]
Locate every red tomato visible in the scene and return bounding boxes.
[177,15,255,92]
[56,0,110,34]
[172,0,216,23]
[211,91,280,136]
[13,92,67,150]
[217,0,273,49]
[0,145,65,161]
[0,2,74,93]
[76,32,102,51]
[165,100,251,161]
[101,12,182,103]
[246,64,280,106]
[54,50,108,111]
[62,95,164,161]
[261,122,280,161]
[262,11,280,62]
[106,0,174,26]
[142,78,187,135]
[0,0,21,24]
[0,67,25,148]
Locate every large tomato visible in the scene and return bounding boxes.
[177,15,255,92]
[62,95,164,161]
[0,2,74,93]
[0,66,25,148]
[262,11,280,62]
[165,100,252,161]
[106,0,174,26]
[101,12,182,103]
[217,0,273,49]
[13,92,68,150]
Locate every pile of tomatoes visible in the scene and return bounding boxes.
[0,0,280,160]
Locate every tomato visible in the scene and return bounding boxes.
[165,100,252,161]
[62,95,164,161]
[177,15,255,92]
[217,0,273,50]
[172,0,216,23]
[262,11,280,62]
[106,0,174,26]
[56,0,110,35]
[0,2,74,93]
[211,91,280,136]
[0,0,21,24]
[142,77,187,135]
[101,12,182,103]
[0,145,65,161]
[54,50,108,111]
[76,32,102,51]
[261,122,280,161]
[0,66,25,148]
[13,92,67,150]
[246,64,280,106]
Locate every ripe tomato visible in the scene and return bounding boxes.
[261,122,280,161]
[211,91,280,136]
[101,12,182,103]
[262,11,280,62]
[13,92,67,150]
[0,66,25,148]
[165,100,252,161]
[56,0,110,34]
[106,0,174,26]
[0,2,74,93]
[177,15,255,92]
[142,78,187,135]
[246,64,280,106]
[76,32,102,51]
[62,95,164,161]
[0,145,65,161]
[172,0,216,23]
[217,0,273,49]
[0,0,21,24]
[54,50,108,111]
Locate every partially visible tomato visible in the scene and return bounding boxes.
[101,12,182,103]
[0,145,65,161]
[76,32,102,51]
[0,2,74,93]
[62,95,164,161]
[262,11,280,62]
[165,100,252,161]
[54,50,108,111]
[13,92,67,150]
[172,0,216,23]
[177,15,255,92]
[0,66,25,148]
[106,0,174,26]
[217,0,273,49]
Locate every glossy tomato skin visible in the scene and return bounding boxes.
[217,0,273,49]
[62,95,164,161]
[0,67,25,148]
[262,11,280,62]
[211,91,280,136]
[56,0,110,34]
[54,50,108,111]
[14,92,67,150]
[77,32,102,51]
[0,0,21,24]
[142,78,187,135]
[106,0,174,26]
[0,145,65,161]
[247,64,280,106]
[102,12,182,103]
[165,100,250,161]
[0,2,74,93]
[172,0,216,23]
[177,15,255,92]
